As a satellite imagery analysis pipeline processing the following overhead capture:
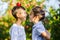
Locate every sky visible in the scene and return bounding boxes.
[36,0,60,16]
[43,0,60,16]
[0,0,9,16]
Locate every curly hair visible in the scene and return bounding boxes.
[31,6,45,21]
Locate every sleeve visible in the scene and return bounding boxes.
[36,24,45,35]
[10,27,19,40]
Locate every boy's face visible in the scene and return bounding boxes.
[16,8,27,21]
[29,13,43,23]
[29,13,35,22]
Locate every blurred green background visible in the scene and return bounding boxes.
[0,0,60,40]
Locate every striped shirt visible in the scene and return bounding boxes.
[32,21,45,40]
[9,24,26,40]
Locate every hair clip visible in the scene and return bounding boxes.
[16,2,21,7]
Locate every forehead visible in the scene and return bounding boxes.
[15,8,25,13]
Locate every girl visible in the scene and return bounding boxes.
[9,2,27,40]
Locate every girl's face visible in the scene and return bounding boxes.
[16,8,27,21]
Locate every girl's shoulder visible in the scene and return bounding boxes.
[10,24,19,30]
[12,24,24,29]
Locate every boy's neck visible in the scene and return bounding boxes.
[33,19,39,24]
[34,21,39,24]
[16,19,22,25]
[33,18,39,24]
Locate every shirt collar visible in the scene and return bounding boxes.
[33,21,43,28]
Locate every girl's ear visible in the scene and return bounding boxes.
[16,13,20,17]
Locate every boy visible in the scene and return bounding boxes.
[9,3,27,40]
[29,6,50,40]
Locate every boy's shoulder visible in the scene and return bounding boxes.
[33,21,45,29]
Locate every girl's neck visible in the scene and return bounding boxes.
[16,19,22,25]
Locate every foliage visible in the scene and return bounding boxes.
[0,0,60,40]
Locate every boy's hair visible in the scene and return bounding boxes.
[31,6,45,21]
[12,6,25,19]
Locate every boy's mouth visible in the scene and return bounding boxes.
[29,18,32,22]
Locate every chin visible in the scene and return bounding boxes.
[24,18,26,21]
[21,19,25,21]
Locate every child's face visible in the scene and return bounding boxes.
[16,8,27,21]
[29,13,43,23]
[29,13,35,22]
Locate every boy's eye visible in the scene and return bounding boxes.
[41,14,45,15]
[30,13,33,15]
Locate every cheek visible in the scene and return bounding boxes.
[29,16,32,20]
[21,10,27,17]
[30,16,34,21]
[19,14,23,18]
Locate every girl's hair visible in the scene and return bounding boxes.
[31,6,45,21]
[12,6,25,19]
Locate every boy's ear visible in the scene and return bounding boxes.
[35,16,38,18]
[33,16,38,20]
[39,14,43,18]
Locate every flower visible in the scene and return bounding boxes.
[16,2,21,7]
